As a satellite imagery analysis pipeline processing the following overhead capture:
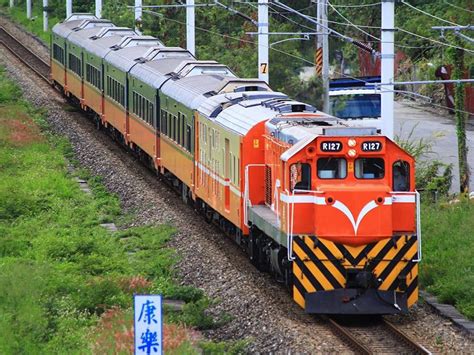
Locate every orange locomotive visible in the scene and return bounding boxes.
[51,15,420,315]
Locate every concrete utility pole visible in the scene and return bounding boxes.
[135,0,142,33]
[317,0,330,113]
[66,0,72,19]
[381,0,395,139]
[43,0,48,31]
[95,0,102,19]
[26,0,31,19]
[186,0,195,56]
[258,0,269,83]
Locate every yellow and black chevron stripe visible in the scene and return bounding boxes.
[292,235,419,310]
[315,47,323,75]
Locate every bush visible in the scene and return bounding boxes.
[395,124,452,196]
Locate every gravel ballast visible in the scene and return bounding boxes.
[1,14,473,353]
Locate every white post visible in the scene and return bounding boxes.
[95,0,102,19]
[66,0,72,19]
[320,0,329,113]
[186,0,195,56]
[258,0,269,83]
[134,0,142,33]
[381,0,395,139]
[26,0,32,19]
[43,0,48,31]
[9,0,14,8]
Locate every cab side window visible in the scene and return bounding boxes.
[393,160,410,191]
[290,163,311,191]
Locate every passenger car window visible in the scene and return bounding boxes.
[290,163,311,191]
[355,158,384,179]
[317,158,347,179]
[393,160,410,191]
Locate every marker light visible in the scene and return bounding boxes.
[348,149,357,158]
[348,138,357,147]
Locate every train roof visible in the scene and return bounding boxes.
[215,100,281,135]
[104,45,164,73]
[69,27,137,49]
[216,78,271,94]
[52,16,112,38]
[130,57,189,89]
[128,50,195,88]
[139,47,194,62]
[196,91,308,135]
[162,74,232,109]
[267,114,379,148]
[85,34,148,58]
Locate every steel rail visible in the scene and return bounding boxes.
[0,27,50,82]
[324,317,372,354]
[325,316,431,355]
[382,318,432,355]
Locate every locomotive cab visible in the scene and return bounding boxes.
[254,122,420,314]
[281,135,416,245]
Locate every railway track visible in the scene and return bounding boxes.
[0,26,50,81]
[326,316,432,354]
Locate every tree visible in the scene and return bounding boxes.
[447,37,470,193]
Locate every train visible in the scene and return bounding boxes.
[51,14,421,315]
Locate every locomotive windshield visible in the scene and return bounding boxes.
[355,158,385,179]
[317,158,347,179]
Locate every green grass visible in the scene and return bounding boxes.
[0,67,243,353]
[421,199,474,320]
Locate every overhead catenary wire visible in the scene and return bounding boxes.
[400,0,463,27]
[397,27,474,54]
[271,0,378,55]
[141,4,473,114]
[141,8,470,116]
[327,2,381,8]
[267,3,320,33]
[327,0,380,42]
[142,9,317,66]
[443,0,474,14]
[304,14,438,49]
[214,0,257,26]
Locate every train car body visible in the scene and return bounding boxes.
[51,15,421,315]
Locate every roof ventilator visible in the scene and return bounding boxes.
[262,98,316,113]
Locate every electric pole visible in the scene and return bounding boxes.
[26,0,31,19]
[317,0,329,113]
[66,0,72,19]
[258,0,269,83]
[95,0,102,19]
[381,0,395,139]
[135,0,142,33]
[186,0,196,56]
[43,0,48,31]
